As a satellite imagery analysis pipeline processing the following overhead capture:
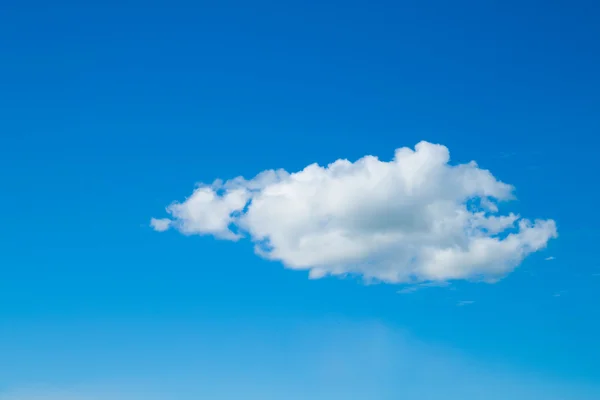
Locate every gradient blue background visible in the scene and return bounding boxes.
[1,0,599,398]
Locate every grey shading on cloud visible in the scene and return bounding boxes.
[152,141,558,285]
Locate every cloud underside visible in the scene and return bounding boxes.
[152,141,557,284]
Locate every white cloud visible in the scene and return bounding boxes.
[152,141,557,284]
[545,256,555,261]
[457,300,475,306]
[150,217,171,232]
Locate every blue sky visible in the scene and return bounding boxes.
[1,0,599,398]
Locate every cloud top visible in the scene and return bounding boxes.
[152,141,557,284]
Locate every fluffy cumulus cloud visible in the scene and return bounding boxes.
[152,141,557,284]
